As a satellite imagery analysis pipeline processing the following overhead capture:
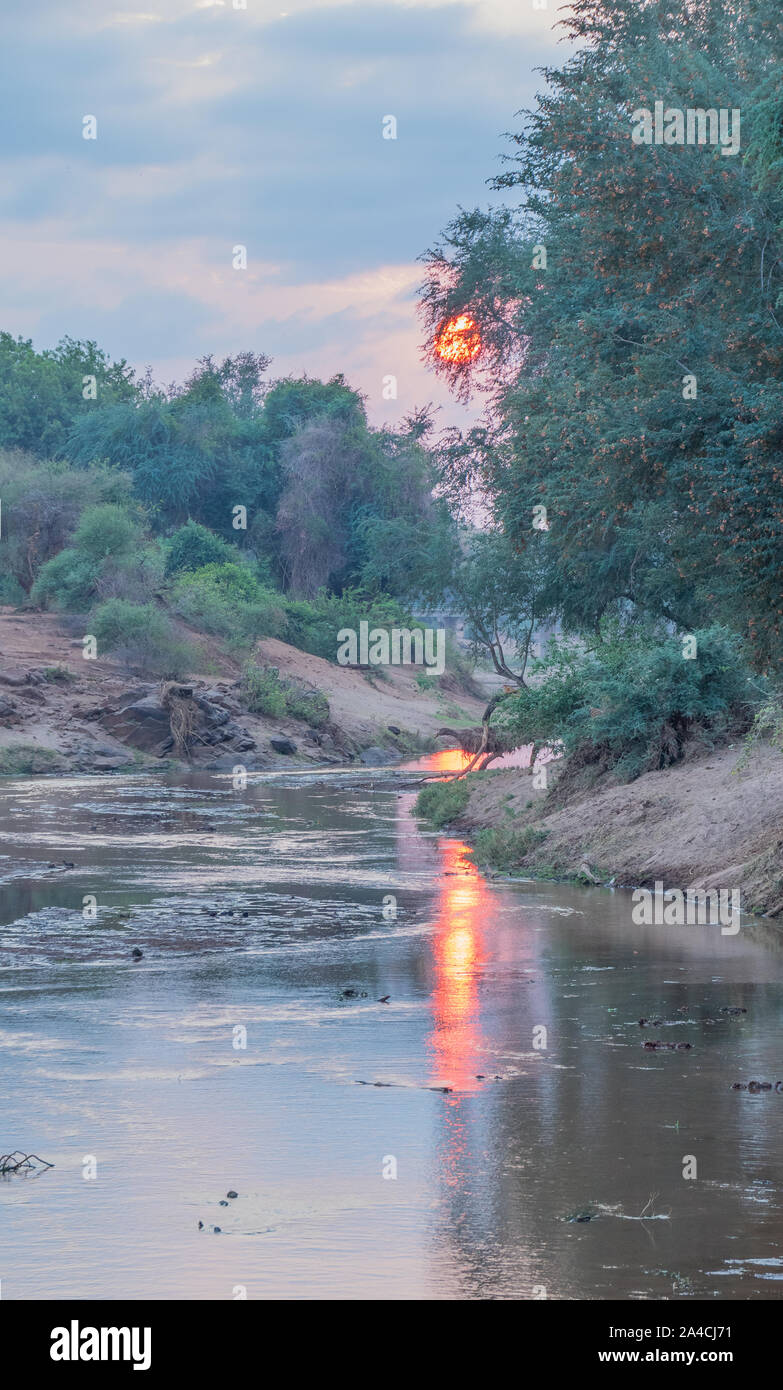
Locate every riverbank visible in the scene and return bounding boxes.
[0,609,485,775]
[432,741,783,919]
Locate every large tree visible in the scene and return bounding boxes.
[420,0,783,668]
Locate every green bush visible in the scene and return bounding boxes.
[0,573,26,605]
[92,598,155,650]
[470,825,547,872]
[0,451,133,598]
[499,623,759,783]
[91,599,200,678]
[241,663,329,727]
[72,503,139,562]
[241,664,287,718]
[284,587,415,661]
[95,543,166,605]
[0,744,69,776]
[283,682,329,728]
[414,778,470,828]
[165,521,236,576]
[31,548,99,611]
[170,564,287,646]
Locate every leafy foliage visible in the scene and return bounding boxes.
[91,600,201,678]
[420,0,783,669]
[170,564,287,648]
[165,521,237,576]
[0,451,134,595]
[414,779,471,828]
[241,663,329,727]
[499,624,759,782]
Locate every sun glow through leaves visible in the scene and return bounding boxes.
[434,313,482,365]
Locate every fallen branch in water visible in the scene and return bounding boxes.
[0,1151,54,1174]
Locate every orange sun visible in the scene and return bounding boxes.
[434,313,482,365]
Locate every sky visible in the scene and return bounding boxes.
[1,0,561,426]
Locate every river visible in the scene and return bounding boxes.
[1,764,782,1300]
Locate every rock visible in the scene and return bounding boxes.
[100,695,172,755]
[387,726,401,736]
[270,737,297,755]
[131,948,143,960]
[227,1190,238,1199]
[100,688,256,762]
[195,695,230,728]
[20,686,48,706]
[360,746,398,767]
[0,695,17,717]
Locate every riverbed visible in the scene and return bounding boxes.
[1,765,782,1299]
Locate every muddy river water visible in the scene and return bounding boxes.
[1,763,782,1300]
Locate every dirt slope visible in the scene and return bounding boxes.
[0,609,484,772]
[456,742,783,917]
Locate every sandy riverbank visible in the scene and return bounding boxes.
[0,608,485,773]
[445,741,783,919]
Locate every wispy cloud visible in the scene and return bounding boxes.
[0,0,560,422]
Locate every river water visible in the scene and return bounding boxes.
[1,764,782,1300]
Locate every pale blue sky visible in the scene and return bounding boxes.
[0,0,560,422]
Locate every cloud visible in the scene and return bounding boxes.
[0,0,561,421]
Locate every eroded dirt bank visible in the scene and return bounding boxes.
[0,609,484,773]
[452,742,783,919]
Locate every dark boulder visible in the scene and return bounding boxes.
[270,737,297,755]
[360,746,398,767]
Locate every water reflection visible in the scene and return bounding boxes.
[428,839,492,1093]
[2,769,783,1299]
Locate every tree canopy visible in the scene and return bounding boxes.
[420,0,783,669]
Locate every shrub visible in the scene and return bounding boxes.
[282,681,329,728]
[92,598,156,651]
[0,573,26,605]
[241,663,330,727]
[470,825,548,872]
[91,599,200,678]
[170,564,287,646]
[241,664,287,718]
[499,623,759,784]
[94,544,166,604]
[0,451,133,595]
[43,665,76,683]
[165,521,236,576]
[414,778,471,828]
[284,587,415,661]
[27,499,146,612]
[0,744,69,776]
[31,548,99,611]
[72,503,140,562]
